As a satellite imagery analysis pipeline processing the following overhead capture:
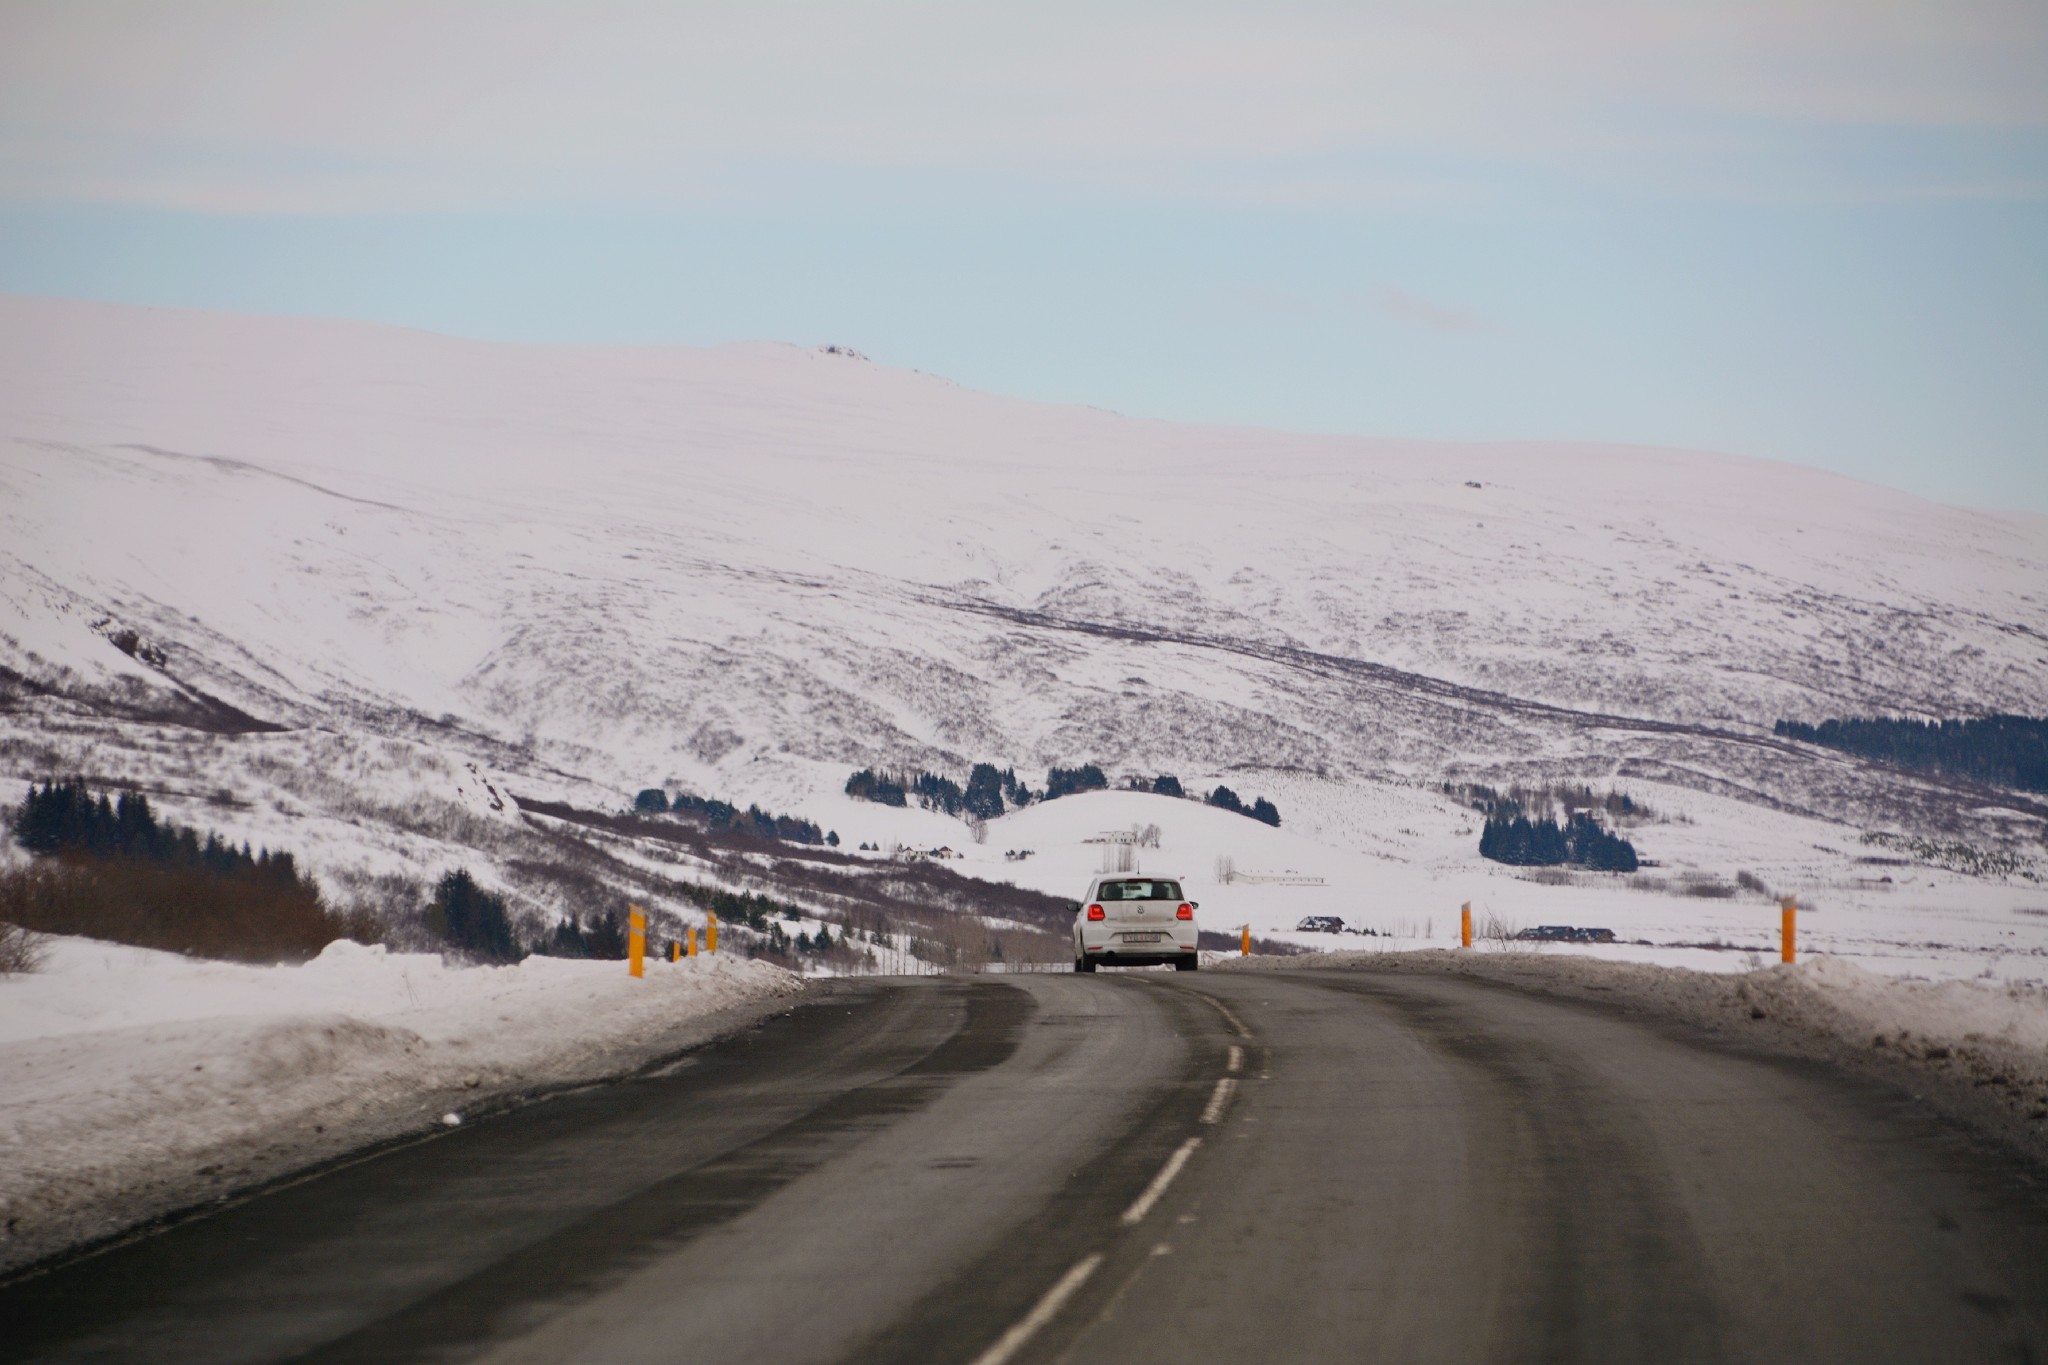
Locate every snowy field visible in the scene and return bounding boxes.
[0,935,799,1272]
[814,785,2048,987]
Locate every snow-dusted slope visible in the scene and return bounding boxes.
[0,294,2043,926]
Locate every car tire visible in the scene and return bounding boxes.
[1175,956,1198,972]
[1075,956,1096,973]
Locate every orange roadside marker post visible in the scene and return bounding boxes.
[707,911,719,954]
[628,904,646,978]
[1240,925,1250,957]
[1461,902,1472,949]
[1781,897,1797,964]
[686,927,698,957]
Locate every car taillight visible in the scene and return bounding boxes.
[1087,904,1105,921]
[1176,903,1194,920]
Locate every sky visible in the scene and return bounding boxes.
[1,1,2044,512]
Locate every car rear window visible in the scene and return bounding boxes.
[1098,879,1183,901]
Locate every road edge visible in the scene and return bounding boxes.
[1221,950,2048,1169]
[0,981,827,1283]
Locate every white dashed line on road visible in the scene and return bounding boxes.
[1201,1077,1237,1125]
[1121,1137,1202,1226]
[968,1252,1104,1365]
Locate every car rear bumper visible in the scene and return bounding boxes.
[1083,944,1197,965]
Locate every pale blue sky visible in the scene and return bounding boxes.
[2,1,2044,510]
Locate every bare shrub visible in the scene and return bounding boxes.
[987,923,1071,966]
[1478,911,1523,948]
[1678,873,1737,899]
[1735,869,1773,899]
[0,856,366,963]
[0,921,46,974]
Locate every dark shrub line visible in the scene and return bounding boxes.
[634,787,831,845]
[1775,715,2048,794]
[15,779,314,889]
[846,762,1282,827]
[5,779,368,963]
[1479,812,1638,872]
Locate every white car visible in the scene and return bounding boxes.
[1072,875,1200,971]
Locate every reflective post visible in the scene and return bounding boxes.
[1461,902,1472,949]
[686,927,698,957]
[1240,925,1250,957]
[1781,897,1797,964]
[628,904,646,978]
[707,911,719,954]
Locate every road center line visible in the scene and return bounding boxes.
[1226,1044,1243,1073]
[968,1251,1104,1365]
[1200,1077,1237,1125]
[1120,1137,1202,1226]
[1209,997,1252,1039]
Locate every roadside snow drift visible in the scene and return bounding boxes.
[0,935,801,1272]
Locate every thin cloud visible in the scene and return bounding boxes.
[1366,286,1489,334]
[0,1,2043,213]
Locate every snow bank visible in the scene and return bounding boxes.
[0,935,803,1272]
[1787,954,2048,1055]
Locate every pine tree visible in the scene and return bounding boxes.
[964,763,1007,820]
[427,869,524,963]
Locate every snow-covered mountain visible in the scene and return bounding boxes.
[2,294,2044,958]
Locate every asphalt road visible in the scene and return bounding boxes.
[6,968,2048,1363]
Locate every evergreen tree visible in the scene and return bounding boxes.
[1207,785,1244,815]
[584,907,628,959]
[426,869,524,963]
[11,779,323,892]
[963,763,1007,820]
[1775,715,2048,793]
[1152,774,1184,799]
[1044,765,1108,800]
[1250,797,1281,827]
[1479,812,1637,871]
[634,788,669,814]
[547,915,592,958]
[845,769,908,806]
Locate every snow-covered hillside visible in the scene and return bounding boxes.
[1,294,2044,977]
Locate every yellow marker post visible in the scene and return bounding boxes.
[1240,925,1250,957]
[1461,902,1472,949]
[707,911,719,954]
[686,927,698,958]
[628,904,646,978]
[670,941,679,963]
[1781,897,1797,964]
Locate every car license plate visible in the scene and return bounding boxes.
[1121,932,1164,944]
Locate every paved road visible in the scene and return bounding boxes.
[5,969,2047,1363]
